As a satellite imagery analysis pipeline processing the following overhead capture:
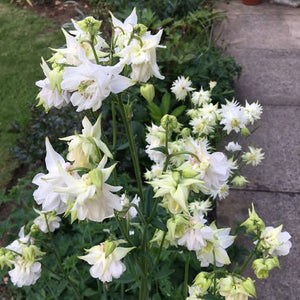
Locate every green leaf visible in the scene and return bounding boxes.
[171,105,186,117]
[160,93,171,115]
[151,218,167,232]
[153,266,175,280]
[150,146,167,154]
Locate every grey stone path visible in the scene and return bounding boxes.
[214,1,300,299]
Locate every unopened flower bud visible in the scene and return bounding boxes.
[30,224,40,235]
[182,168,199,178]
[171,171,181,183]
[161,114,180,132]
[77,16,102,35]
[167,215,188,243]
[209,81,217,90]
[252,257,280,279]
[140,84,155,103]
[241,277,256,298]
[231,175,248,187]
[241,203,265,233]
[241,127,251,136]
[0,249,15,269]
[181,128,191,138]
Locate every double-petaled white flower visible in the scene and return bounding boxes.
[245,100,263,125]
[197,222,235,267]
[171,76,194,101]
[225,141,242,152]
[61,59,133,112]
[32,138,72,214]
[8,258,41,288]
[61,115,112,168]
[242,146,264,166]
[177,216,213,252]
[257,225,292,256]
[36,58,70,110]
[219,100,247,134]
[79,241,134,282]
[6,226,31,255]
[55,156,122,222]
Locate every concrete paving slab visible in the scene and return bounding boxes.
[216,0,300,16]
[232,105,300,193]
[217,190,300,300]
[214,13,300,50]
[231,49,300,106]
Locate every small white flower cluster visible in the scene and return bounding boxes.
[1,227,44,288]
[36,10,164,112]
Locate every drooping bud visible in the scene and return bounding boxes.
[182,168,199,178]
[181,127,191,138]
[241,203,265,233]
[140,84,155,103]
[252,257,280,279]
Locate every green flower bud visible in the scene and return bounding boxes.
[181,127,191,138]
[241,127,251,136]
[252,257,280,279]
[167,215,188,243]
[231,175,248,187]
[241,203,265,233]
[0,249,15,269]
[193,272,212,294]
[161,114,180,132]
[171,171,181,183]
[182,168,199,178]
[133,23,148,36]
[140,84,155,103]
[30,224,40,235]
[89,169,103,189]
[77,17,102,35]
[103,240,116,258]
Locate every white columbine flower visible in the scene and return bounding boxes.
[242,146,264,166]
[79,241,134,283]
[55,155,122,222]
[171,76,194,101]
[191,88,211,106]
[120,194,140,219]
[32,138,72,214]
[219,100,247,134]
[8,258,41,288]
[258,225,292,256]
[189,199,212,218]
[225,141,242,152]
[36,58,70,110]
[61,115,112,168]
[197,223,235,267]
[61,59,133,112]
[33,210,61,233]
[178,216,213,252]
[245,100,263,125]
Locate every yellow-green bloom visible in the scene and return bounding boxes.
[252,257,280,279]
[241,204,265,233]
[193,272,212,294]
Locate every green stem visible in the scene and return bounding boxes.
[238,251,255,274]
[213,249,217,296]
[114,95,145,209]
[183,253,190,298]
[111,100,117,151]
[89,36,100,65]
